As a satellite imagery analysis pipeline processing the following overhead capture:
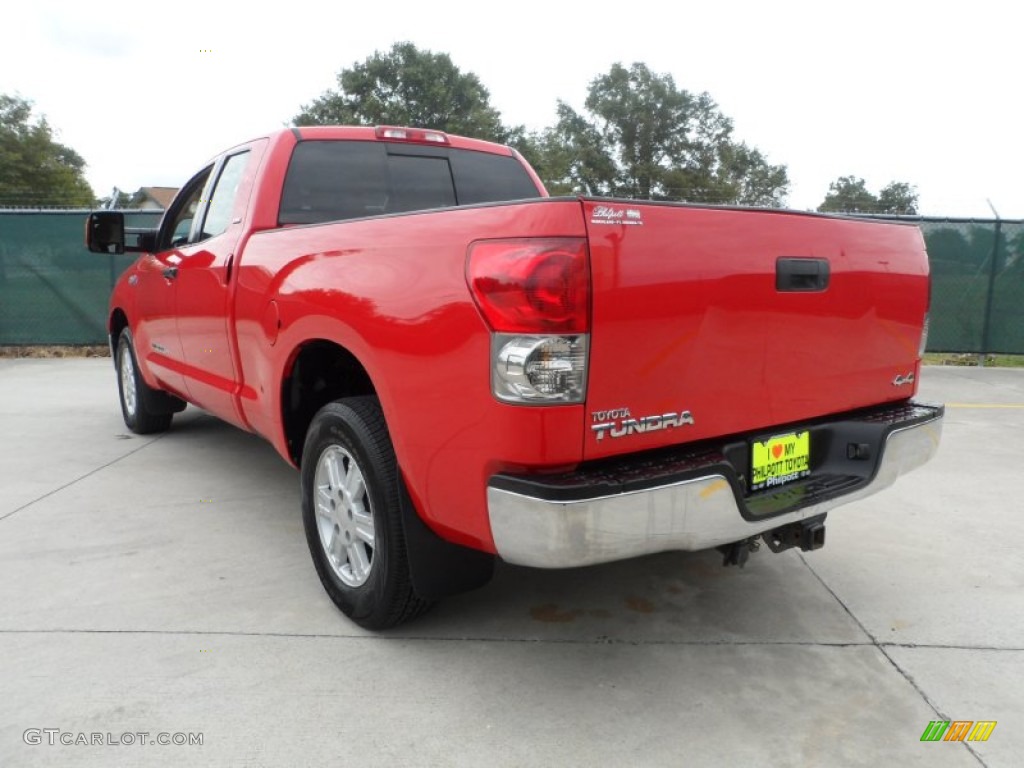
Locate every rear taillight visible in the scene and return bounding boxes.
[467,238,589,334]
[467,238,590,404]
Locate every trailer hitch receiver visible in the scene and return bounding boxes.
[763,515,827,554]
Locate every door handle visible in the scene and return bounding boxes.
[162,266,178,280]
[776,258,829,292]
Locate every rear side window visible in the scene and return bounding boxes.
[449,151,541,205]
[279,140,540,225]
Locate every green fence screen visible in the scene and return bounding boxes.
[918,219,1024,353]
[1,210,1022,352]
[0,210,161,345]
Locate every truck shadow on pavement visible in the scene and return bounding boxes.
[152,407,855,645]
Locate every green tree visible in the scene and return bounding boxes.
[877,181,918,214]
[520,104,619,197]
[818,177,918,214]
[818,176,878,213]
[533,63,788,206]
[293,42,519,143]
[0,94,95,207]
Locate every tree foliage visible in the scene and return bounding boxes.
[877,181,919,215]
[818,176,918,214]
[817,176,877,213]
[0,94,94,207]
[529,63,789,206]
[293,42,519,143]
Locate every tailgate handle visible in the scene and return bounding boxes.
[776,258,829,292]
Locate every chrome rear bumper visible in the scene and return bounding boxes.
[487,403,943,568]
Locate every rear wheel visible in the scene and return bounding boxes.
[116,328,174,434]
[301,396,432,629]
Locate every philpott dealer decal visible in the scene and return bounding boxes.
[590,205,644,226]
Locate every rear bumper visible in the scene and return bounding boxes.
[487,401,943,568]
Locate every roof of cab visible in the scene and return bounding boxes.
[283,125,515,156]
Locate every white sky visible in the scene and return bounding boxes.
[2,0,1021,217]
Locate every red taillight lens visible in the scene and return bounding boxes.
[467,238,590,333]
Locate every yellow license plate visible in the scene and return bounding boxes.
[750,432,811,492]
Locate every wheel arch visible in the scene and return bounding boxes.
[280,339,376,466]
[281,337,496,603]
[109,308,129,367]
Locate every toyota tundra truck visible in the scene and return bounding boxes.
[86,125,944,629]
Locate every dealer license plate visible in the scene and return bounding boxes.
[750,431,811,492]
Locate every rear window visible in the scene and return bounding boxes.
[279,140,539,225]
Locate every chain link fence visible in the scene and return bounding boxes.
[851,214,1024,353]
[1,209,1022,352]
[0,210,161,345]
[918,218,1023,353]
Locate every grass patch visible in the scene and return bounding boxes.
[923,352,1024,367]
[0,345,110,358]
[5,347,1024,366]
[5,347,1024,365]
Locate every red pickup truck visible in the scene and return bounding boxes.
[87,125,943,628]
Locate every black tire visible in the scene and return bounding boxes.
[116,328,174,434]
[301,396,432,629]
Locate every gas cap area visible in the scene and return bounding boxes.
[261,300,281,346]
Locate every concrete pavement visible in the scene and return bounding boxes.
[1,360,1020,766]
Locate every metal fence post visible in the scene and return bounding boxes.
[979,218,1002,365]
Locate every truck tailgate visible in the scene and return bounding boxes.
[582,200,929,461]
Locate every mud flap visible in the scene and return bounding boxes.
[398,477,494,600]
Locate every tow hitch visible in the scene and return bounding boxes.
[719,515,827,567]
[764,515,827,554]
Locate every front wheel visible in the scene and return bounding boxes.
[116,328,174,434]
[300,396,432,629]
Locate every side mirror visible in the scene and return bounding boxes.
[86,211,126,254]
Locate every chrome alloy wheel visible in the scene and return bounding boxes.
[119,344,137,418]
[314,445,376,587]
